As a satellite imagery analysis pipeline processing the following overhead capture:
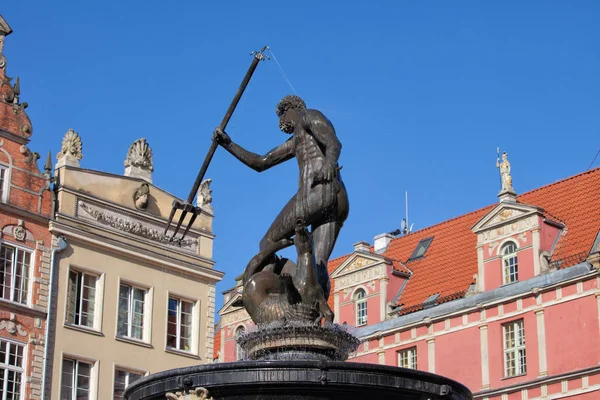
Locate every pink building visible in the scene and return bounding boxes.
[216,164,600,400]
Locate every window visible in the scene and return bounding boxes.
[408,237,433,261]
[0,339,24,400]
[167,296,194,352]
[355,289,367,326]
[398,347,417,369]
[113,368,143,400]
[502,242,519,284]
[0,244,31,305]
[60,358,92,400]
[0,166,8,203]
[235,326,246,361]
[503,320,526,377]
[66,270,98,328]
[117,284,146,340]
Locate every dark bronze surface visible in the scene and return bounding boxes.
[214,95,349,325]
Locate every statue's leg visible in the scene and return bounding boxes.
[257,193,299,271]
[311,220,342,301]
[308,180,349,300]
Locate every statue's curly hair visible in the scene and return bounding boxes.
[276,95,306,117]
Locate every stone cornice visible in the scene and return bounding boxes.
[49,220,223,283]
[57,185,214,239]
[0,201,50,224]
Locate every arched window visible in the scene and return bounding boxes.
[355,289,367,326]
[235,326,246,360]
[502,241,519,284]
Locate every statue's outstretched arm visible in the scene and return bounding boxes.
[215,128,294,172]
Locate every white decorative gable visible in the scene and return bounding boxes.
[472,203,543,244]
[331,252,390,291]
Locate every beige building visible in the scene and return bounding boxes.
[46,130,223,399]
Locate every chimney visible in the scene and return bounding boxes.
[353,241,370,253]
[374,233,394,254]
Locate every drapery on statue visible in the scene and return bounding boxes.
[214,95,349,325]
[496,151,514,193]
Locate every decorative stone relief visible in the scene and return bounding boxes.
[133,182,150,210]
[166,387,212,400]
[197,179,213,213]
[0,320,27,337]
[518,232,527,243]
[2,221,33,242]
[480,216,535,242]
[56,128,83,168]
[124,138,153,182]
[13,220,25,241]
[345,256,371,272]
[336,265,385,290]
[77,200,197,251]
[488,241,498,256]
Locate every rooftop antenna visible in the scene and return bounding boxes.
[391,191,414,236]
[402,191,414,235]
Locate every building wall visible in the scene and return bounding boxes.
[48,158,223,398]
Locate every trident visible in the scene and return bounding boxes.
[164,46,270,242]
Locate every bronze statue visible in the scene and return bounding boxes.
[214,95,349,324]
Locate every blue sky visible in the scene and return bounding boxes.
[1,2,599,313]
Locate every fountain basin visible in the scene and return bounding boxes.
[124,360,473,400]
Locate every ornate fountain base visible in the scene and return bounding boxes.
[124,360,472,400]
[238,324,360,361]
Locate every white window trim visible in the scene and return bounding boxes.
[503,319,527,378]
[0,163,11,204]
[0,336,27,400]
[64,266,104,332]
[59,353,98,400]
[354,288,367,326]
[112,364,147,399]
[234,325,246,361]
[116,279,152,343]
[397,346,417,369]
[165,293,198,355]
[0,240,35,307]
[501,241,519,285]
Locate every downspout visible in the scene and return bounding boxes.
[41,235,67,400]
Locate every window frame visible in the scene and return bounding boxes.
[234,325,246,361]
[0,164,10,204]
[112,365,146,400]
[501,241,519,284]
[0,337,26,400]
[0,241,33,306]
[65,267,103,332]
[397,346,417,369]
[165,294,197,354]
[60,355,96,400]
[354,288,367,326]
[116,281,149,342]
[503,319,527,378]
[408,237,434,261]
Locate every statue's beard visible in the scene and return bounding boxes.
[279,118,294,134]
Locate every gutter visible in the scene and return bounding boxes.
[41,235,67,400]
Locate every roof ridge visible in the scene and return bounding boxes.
[386,166,600,245]
[517,166,600,198]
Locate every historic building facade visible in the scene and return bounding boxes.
[217,157,600,400]
[46,131,223,399]
[0,16,55,400]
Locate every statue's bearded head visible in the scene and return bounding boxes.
[276,95,306,134]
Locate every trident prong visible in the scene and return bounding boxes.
[164,45,269,242]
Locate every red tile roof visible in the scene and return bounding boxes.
[327,167,600,316]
